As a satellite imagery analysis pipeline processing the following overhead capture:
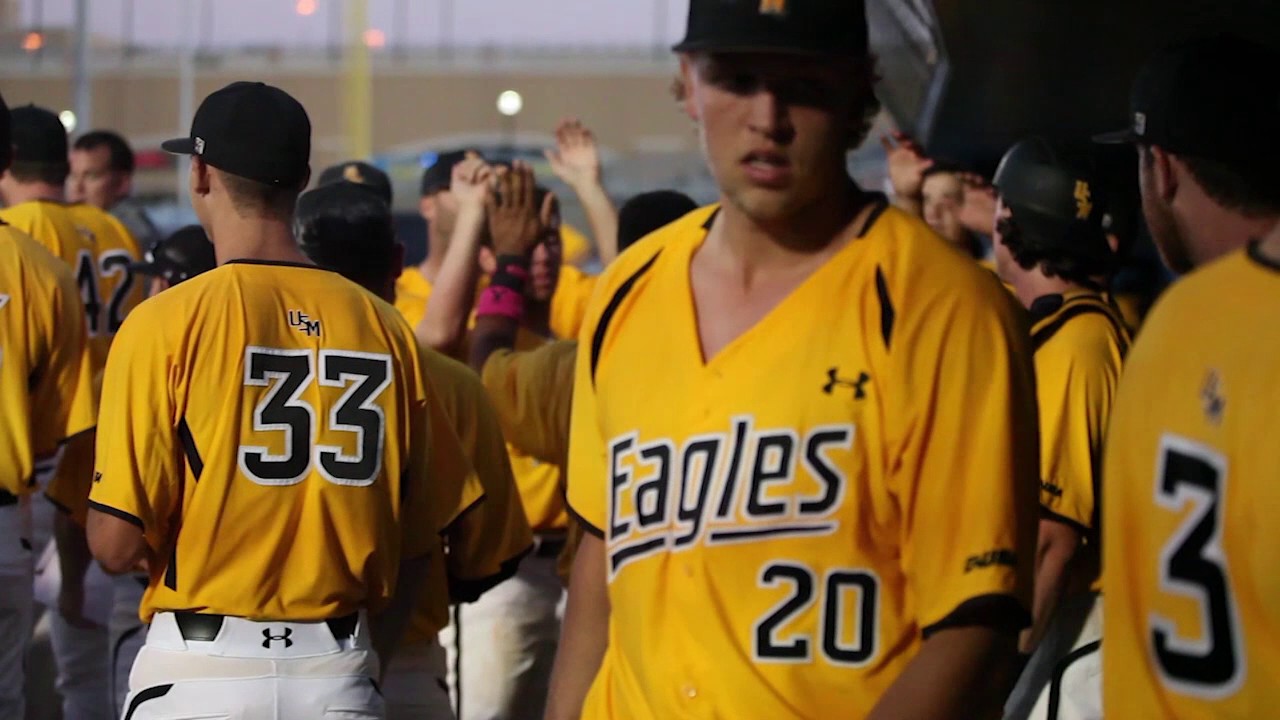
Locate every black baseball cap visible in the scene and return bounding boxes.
[419,149,481,197]
[1093,34,1280,167]
[10,104,69,166]
[129,225,217,285]
[994,137,1112,256]
[318,160,393,205]
[162,81,311,187]
[674,0,868,57]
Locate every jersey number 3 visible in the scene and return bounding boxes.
[1151,436,1244,698]
[238,347,392,487]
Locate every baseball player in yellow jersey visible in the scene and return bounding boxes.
[296,179,534,719]
[988,138,1131,720]
[0,92,98,720]
[70,130,162,250]
[1092,35,1280,718]
[85,81,480,719]
[546,2,1041,719]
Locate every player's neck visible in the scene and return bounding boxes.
[712,181,866,276]
[5,182,63,206]
[1013,270,1084,311]
[1183,194,1278,268]
[210,215,312,267]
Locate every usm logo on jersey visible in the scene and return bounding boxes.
[605,417,855,577]
[759,0,788,15]
[287,310,321,337]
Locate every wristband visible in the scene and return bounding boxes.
[475,285,525,321]
[491,254,531,293]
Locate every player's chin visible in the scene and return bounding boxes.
[725,185,811,223]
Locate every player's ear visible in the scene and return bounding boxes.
[678,54,700,123]
[419,195,436,223]
[1148,145,1178,202]
[117,171,133,198]
[190,157,212,197]
[1106,232,1120,255]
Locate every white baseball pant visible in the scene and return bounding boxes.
[1006,591,1103,720]
[0,501,34,719]
[439,548,565,720]
[122,611,383,719]
[382,636,454,719]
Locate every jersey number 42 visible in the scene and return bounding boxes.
[237,346,392,487]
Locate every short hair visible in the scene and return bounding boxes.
[218,169,302,220]
[8,160,68,186]
[294,182,396,292]
[672,53,882,152]
[73,130,135,174]
[997,211,1112,287]
[617,190,698,253]
[1141,145,1280,217]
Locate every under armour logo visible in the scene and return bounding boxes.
[1133,112,1147,137]
[343,164,365,184]
[262,628,294,648]
[760,0,787,15]
[1201,369,1226,425]
[823,368,871,399]
[194,137,206,155]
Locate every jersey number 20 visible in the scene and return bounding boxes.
[753,562,879,666]
[238,347,392,487]
[1151,436,1244,698]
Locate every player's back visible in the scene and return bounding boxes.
[97,260,428,622]
[0,199,92,270]
[1103,244,1280,717]
[65,202,145,365]
[0,224,93,501]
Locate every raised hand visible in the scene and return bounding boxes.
[957,172,997,236]
[880,131,934,200]
[544,118,602,190]
[451,151,493,210]
[486,161,548,258]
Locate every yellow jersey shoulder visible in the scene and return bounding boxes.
[0,223,72,282]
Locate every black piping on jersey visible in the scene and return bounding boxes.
[163,544,178,591]
[1031,295,1129,353]
[223,258,338,273]
[449,543,533,604]
[1247,238,1280,273]
[1046,639,1102,719]
[857,194,891,238]
[122,683,173,720]
[589,251,661,387]
[874,267,895,350]
[177,418,203,481]
[921,593,1030,639]
[1040,506,1091,538]
[439,491,486,538]
[87,500,144,530]
[567,501,604,539]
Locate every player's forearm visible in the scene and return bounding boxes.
[1022,519,1080,653]
[86,509,151,575]
[54,510,93,589]
[868,626,1017,720]
[469,315,520,374]
[416,204,486,355]
[545,534,610,720]
[371,553,429,675]
[571,181,619,265]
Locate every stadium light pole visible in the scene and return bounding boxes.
[72,0,91,134]
[343,0,373,160]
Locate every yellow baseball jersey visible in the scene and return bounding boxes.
[561,222,593,268]
[550,265,597,342]
[393,268,568,532]
[0,223,96,498]
[0,199,92,271]
[1103,244,1280,718]
[89,260,464,623]
[481,341,576,467]
[1030,291,1130,537]
[569,203,1039,718]
[408,349,533,640]
[65,203,145,367]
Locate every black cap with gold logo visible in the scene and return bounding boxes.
[673,0,868,57]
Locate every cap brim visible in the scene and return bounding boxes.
[160,137,197,155]
[127,261,163,276]
[671,39,842,56]
[1092,128,1139,145]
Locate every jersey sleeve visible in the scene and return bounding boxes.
[88,304,181,549]
[440,364,533,600]
[886,273,1039,637]
[1036,323,1120,533]
[479,342,576,467]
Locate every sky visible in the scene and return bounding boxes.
[26,0,695,49]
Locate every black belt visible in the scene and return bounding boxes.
[0,490,17,507]
[533,533,567,559]
[173,611,359,642]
